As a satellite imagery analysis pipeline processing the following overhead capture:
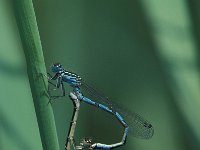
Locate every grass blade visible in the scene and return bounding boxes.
[14,0,60,149]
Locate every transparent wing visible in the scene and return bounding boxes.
[81,80,154,139]
[81,80,112,107]
[111,102,154,139]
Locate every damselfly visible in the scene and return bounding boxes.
[46,63,154,150]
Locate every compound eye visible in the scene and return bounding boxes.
[53,63,61,68]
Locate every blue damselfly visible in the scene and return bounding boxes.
[47,63,154,150]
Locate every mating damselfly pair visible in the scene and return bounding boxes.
[46,63,154,150]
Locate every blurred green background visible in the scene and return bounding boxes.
[1,0,200,150]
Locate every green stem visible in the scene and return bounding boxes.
[14,0,60,150]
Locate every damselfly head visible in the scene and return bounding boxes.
[84,137,92,144]
[51,63,63,73]
[80,137,92,148]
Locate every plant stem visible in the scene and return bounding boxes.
[14,0,60,149]
[66,93,81,150]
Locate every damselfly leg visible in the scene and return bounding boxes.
[44,73,66,100]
